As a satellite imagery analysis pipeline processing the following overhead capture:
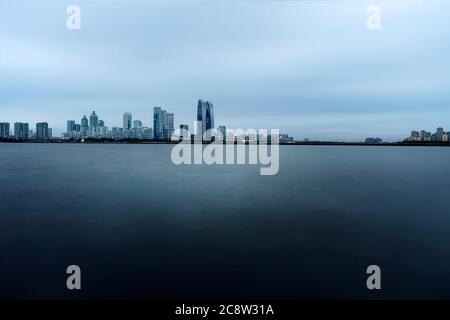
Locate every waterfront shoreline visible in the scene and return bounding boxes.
[1,139,450,147]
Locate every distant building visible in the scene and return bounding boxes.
[154,107,174,140]
[0,122,10,138]
[143,127,153,140]
[165,113,174,140]
[14,122,29,140]
[48,128,53,139]
[218,126,226,142]
[409,131,420,142]
[66,120,76,138]
[36,122,49,140]
[81,115,89,138]
[279,134,294,143]
[88,111,99,138]
[66,121,81,139]
[100,126,108,138]
[133,120,142,129]
[436,127,444,141]
[123,112,132,130]
[365,137,383,144]
[112,127,119,139]
[408,128,444,142]
[196,99,214,141]
[89,111,98,127]
[160,110,167,139]
[153,107,164,140]
[423,131,432,141]
[67,120,75,133]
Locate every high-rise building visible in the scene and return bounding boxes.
[14,122,29,140]
[165,113,174,140]
[89,111,99,138]
[436,127,444,141]
[153,107,164,140]
[36,122,49,140]
[161,110,167,139]
[197,99,214,141]
[89,111,98,127]
[123,112,132,130]
[48,128,53,139]
[81,115,89,137]
[0,122,10,138]
[67,120,75,134]
[133,120,142,129]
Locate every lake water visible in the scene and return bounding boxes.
[1,143,450,299]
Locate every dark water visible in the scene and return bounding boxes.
[1,143,450,299]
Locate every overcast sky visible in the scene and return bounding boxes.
[1,0,450,141]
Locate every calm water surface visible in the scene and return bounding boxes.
[1,144,450,299]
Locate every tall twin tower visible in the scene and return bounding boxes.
[196,99,214,141]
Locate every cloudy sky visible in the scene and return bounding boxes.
[1,0,450,141]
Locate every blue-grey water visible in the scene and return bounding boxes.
[1,144,450,299]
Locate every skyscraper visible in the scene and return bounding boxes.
[0,122,10,138]
[89,111,99,137]
[165,113,174,140]
[123,112,132,130]
[153,107,164,140]
[36,122,49,140]
[67,120,75,134]
[14,122,29,140]
[436,127,444,141]
[81,115,89,137]
[89,111,98,127]
[197,99,214,141]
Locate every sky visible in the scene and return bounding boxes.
[1,0,450,141]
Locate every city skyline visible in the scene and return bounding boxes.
[1,1,450,141]
[2,108,449,143]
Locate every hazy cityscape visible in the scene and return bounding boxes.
[0,99,298,143]
[0,102,448,145]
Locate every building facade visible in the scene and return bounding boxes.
[123,112,132,130]
[14,122,29,140]
[196,99,214,141]
[0,122,10,138]
[36,122,49,140]
[165,113,174,140]
[153,107,168,140]
[81,116,89,138]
